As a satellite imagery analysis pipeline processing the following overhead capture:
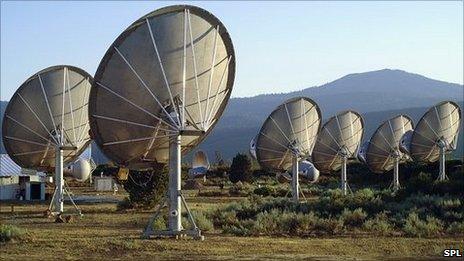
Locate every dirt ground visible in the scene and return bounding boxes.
[0,189,462,260]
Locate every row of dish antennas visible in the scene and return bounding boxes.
[2,5,236,239]
[250,97,461,201]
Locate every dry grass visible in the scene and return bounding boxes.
[0,189,463,260]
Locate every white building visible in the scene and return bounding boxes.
[0,154,48,201]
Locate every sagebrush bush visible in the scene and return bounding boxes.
[0,224,26,243]
[340,208,368,227]
[152,216,167,230]
[228,182,253,197]
[313,217,344,235]
[363,212,394,236]
[403,213,444,237]
[252,210,280,235]
[197,190,228,197]
[189,211,214,232]
[222,219,254,236]
[253,186,275,197]
[446,221,464,235]
[205,182,463,237]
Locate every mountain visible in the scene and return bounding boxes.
[196,69,463,159]
[1,69,463,162]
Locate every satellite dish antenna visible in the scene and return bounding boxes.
[188,150,210,181]
[65,146,97,183]
[2,65,92,218]
[399,130,413,155]
[409,101,461,181]
[364,115,414,191]
[276,161,319,183]
[312,110,364,195]
[255,97,321,202]
[88,5,235,240]
[249,135,257,160]
[295,160,319,183]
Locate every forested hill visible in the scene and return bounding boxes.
[1,69,463,161]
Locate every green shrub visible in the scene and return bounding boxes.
[0,224,26,243]
[340,208,368,227]
[121,166,168,209]
[253,186,275,197]
[251,210,319,236]
[197,190,228,197]
[189,211,214,232]
[314,217,344,235]
[403,213,444,237]
[363,212,394,236]
[253,210,280,235]
[446,222,464,235]
[152,216,167,230]
[229,182,253,197]
[210,207,240,228]
[223,219,254,236]
[280,211,318,235]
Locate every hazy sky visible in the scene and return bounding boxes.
[1,1,463,101]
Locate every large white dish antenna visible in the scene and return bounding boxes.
[312,110,364,195]
[2,65,92,170]
[365,115,414,190]
[89,5,235,170]
[88,5,235,240]
[255,97,321,202]
[2,65,92,217]
[410,101,461,181]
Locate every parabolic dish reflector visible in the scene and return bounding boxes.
[312,110,364,173]
[365,115,413,173]
[192,150,209,169]
[2,65,92,170]
[255,97,321,172]
[89,5,235,169]
[410,101,461,163]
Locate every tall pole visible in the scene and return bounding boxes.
[393,157,400,191]
[341,156,347,196]
[55,146,64,213]
[438,145,446,181]
[292,156,299,202]
[168,134,182,232]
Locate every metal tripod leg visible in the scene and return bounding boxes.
[180,192,203,240]
[346,182,353,194]
[298,184,307,202]
[63,181,82,216]
[142,195,168,238]
[142,193,203,240]
[46,188,57,216]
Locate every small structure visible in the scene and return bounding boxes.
[94,176,115,192]
[0,154,48,201]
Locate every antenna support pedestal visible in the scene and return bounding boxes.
[291,156,299,202]
[341,156,349,196]
[391,157,401,191]
[143,134,204,240]
[437,145,448,181]
[46,146,83,219]
[55,146,64,214]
